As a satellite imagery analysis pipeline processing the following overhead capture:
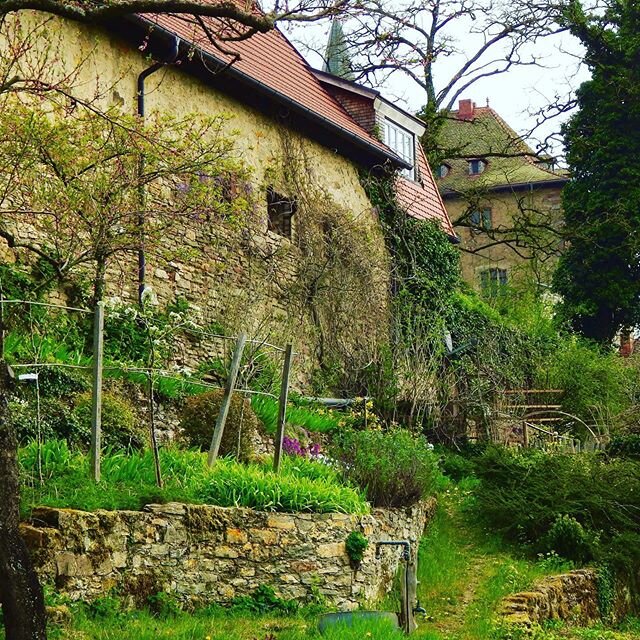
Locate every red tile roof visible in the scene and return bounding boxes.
[396,144,456,237]
[141,9,397,163]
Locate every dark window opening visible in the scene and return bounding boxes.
[437,164,451,178]
[470,208,492,231]
[267,187,297,239]
[468,159,487,175]
[480,268,508,294]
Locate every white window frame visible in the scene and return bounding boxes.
[383,119,416,180]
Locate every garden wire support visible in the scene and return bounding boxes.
[208,332,247,466]
[273,343,294,473]
[90,302,105,482]
[376,540,419,634]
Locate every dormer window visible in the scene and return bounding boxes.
[383,119,415,179]
[468,159,487,175]
[437,164,451,178]
[267,187,296,239]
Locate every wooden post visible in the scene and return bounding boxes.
[208,332,247,466]
[522,421,529,448]
[90,301,105,482]
[273,344,294,473]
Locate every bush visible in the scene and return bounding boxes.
[331,428,439,507]
[232,585,298,615]
[73,391,144,450]
[608,434,640,459]
[539,514,596,564]
[474,446,640,574]
[181,389,258,462]
[438,450,476,481]
[11,397,86,446]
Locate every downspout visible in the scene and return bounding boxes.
[136,36,181,305]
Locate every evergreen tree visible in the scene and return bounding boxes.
[554,0,640,343]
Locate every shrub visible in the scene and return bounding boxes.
[438,450,476,481]
[11,397,86,446]
[608,434,640,459]
[181,389,258,462]
[331,428,439,507]
[539,514,596,564]
[73,391,144,450]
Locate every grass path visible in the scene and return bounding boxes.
[414,481,639,640]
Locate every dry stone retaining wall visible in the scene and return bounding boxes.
[22,499,436,611]
[499,569,600,627]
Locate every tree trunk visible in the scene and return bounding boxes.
[0,363,47,640]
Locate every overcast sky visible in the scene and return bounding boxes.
[282,15,590,158]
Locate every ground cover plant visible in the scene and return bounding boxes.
[19,440,368,515]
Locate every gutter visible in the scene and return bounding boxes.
[125,16,410,171]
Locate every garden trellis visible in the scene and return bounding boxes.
[0,297,295,485]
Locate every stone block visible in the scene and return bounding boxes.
[215,545,239,559]
[317,542,346,558]
[226,528,249,544]
[266,515,296,530]
[249,529,279,545]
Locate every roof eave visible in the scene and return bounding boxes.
[440,177,569,198]
[125,15,409,171]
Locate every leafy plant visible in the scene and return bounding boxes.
[345,530,368,568]
[19,441,368,515]
[181,389,258,462]
[231,585,298,615]
[331,428,440,507]
[539,515,596,564]
[147,591,181,619]
[73,391,144,450]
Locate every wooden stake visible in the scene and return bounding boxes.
[273,344,294,473]
[90,301,105,482]
[208,332,247,466]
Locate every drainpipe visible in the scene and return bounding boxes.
[136,36,181,305]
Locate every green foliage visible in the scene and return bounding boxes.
[545,337,635,426]
[474,447,640,576]
[11,396,86,446]
[250,395,345,435]
[181,389,258,462]
[19,440,368,515]
[554,1,640,343]
[331,428,440,507]
[87,595,122,620]
[345,530,368,566]
[147,592,182,619]
[608,434,640,459]
[597,564,616,622]
[73,391,144,450]
[438,449,476,481]
[539,515,597,564]
[231,585,298,615]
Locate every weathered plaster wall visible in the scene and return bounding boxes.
[23,499,436,610]
[446,186,563,290]
[2,13,390,381]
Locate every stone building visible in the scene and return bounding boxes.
[1,10,453,379]
[435,99,568,291]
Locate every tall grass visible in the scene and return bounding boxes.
[251,395,345,434]
[19,440,368,515]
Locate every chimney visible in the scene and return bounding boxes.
[457,99,475,120]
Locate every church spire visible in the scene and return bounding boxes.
[323,19,354,80]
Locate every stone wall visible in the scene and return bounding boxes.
[499,569,601,627]
[22,499,436,611]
